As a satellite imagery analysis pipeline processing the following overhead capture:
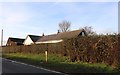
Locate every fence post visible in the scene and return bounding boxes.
[45,50,48,62]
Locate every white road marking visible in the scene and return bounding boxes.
[2,58,69,75]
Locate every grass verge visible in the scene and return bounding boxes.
[2,53,120,74]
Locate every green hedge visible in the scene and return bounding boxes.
[2,34,120,69]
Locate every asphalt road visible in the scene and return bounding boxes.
[2,58,66,75]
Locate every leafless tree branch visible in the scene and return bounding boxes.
[59,20,71,32]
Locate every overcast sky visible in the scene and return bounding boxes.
[0,0,119,45]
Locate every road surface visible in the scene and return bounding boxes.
[2,58,66,75]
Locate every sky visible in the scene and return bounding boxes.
[0,0,119,45]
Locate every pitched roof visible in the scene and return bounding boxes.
[8,37,25,43]
[57,29,84,39]
[37,29,86,42]
[37,34,58,42]
[28,35,41,42]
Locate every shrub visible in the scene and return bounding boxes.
[2,34,120,69]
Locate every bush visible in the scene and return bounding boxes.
[2,34,120,69]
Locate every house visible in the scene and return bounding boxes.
[36,29,87,44]
[6,37,25,46]
[23,35,41,45]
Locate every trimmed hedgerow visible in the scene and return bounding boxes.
[2,34,120,69]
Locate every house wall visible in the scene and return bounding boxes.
[23,36,34,45]
[78,31,86,37]
[82,31,85,36]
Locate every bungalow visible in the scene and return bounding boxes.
[23,35,41,45]
[36,29,87,44]
[6,37,25,46]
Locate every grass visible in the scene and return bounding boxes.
[3,53,120,74]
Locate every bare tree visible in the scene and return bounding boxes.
[82,26,97,35]
[59,20,71,32]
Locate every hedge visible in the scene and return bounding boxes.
[2,34,120,69]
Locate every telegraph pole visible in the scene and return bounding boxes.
[1,29,3,47]
[0,29,3,57]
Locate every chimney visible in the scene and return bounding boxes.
[57,30,60,34]
[42,33,45,36]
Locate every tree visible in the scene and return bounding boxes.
[82,26,97,35]
[59,20,71,32]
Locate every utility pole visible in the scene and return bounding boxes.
[0,29,3,56]
[1,29,3,47]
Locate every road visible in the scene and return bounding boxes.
[2,58,66,75]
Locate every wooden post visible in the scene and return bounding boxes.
[45,50,48,62]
